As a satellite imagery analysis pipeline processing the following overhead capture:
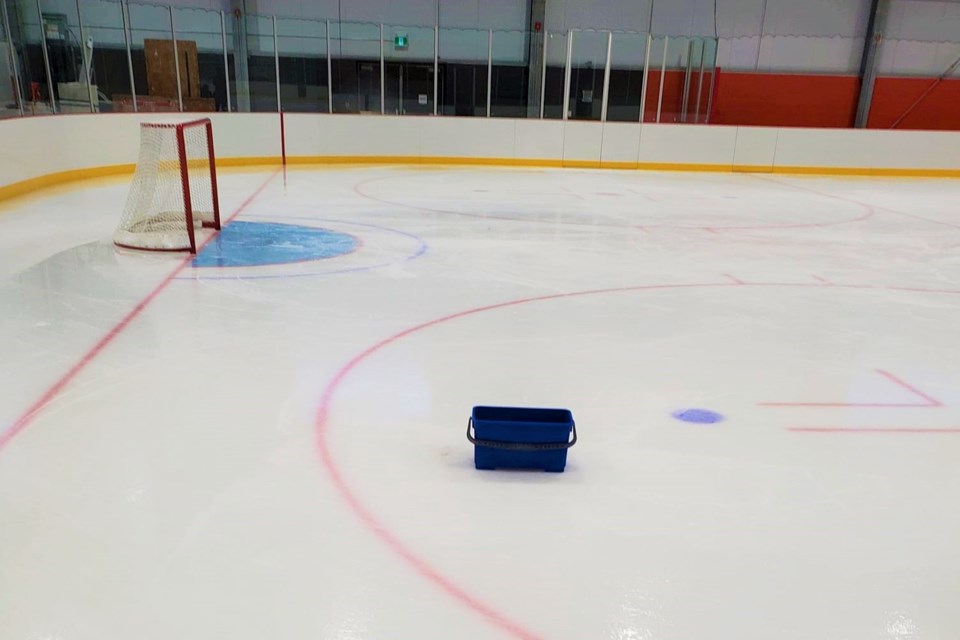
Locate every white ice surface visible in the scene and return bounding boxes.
[1,166,960,640]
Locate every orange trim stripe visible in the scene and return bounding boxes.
[4,155,960,204]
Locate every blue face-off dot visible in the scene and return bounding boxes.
[672,408,725,424]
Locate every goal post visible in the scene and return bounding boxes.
[114,118,221,254]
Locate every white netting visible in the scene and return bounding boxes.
[114,121,217,252]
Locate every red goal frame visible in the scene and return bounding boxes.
[128,118,221,254]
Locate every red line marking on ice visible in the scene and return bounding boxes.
[876,369,942,406]
[313,281,960,636]
[877,207,960,230]
[314,281,733,640]
[758,368,942,408]
[0,170,279,453]
[789,427,960,434]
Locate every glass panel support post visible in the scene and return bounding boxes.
[1,0,24,115]
[74,0,96,112]
[326,20,332,113]
[221,10,231,112]
[273,15,280,112]
[169,6,183,111]
[35,0,57,112]
[600,31,612,122]
[539,29,548,118]
[561,30,573,120]
[379,23,384,114]
[432,25,438,115]
[694,39,706,123]
[656,35,668,123]
[121,1,137,111]
[681,39,693,122]
[486,28,492,117]
[639,33,651,122]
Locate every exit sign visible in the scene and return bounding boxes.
[394,34,408,49]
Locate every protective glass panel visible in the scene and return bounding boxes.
[172,7,225,112]
[567,30,605,121]
[127,2,178,112]
[77,0,132,114]
[490,29,529,118]
[607,32,647,122]
[276,17,328,113]
[37,0,94,113]
[15,1,57,112]
[689,37,718,124]
[329,21,379,114]
[384,24,434,116]
[0,6,24,117]
[244,14,277,112]
[542,30,566,119]
[654,35,692,124]
[438,27,486,117]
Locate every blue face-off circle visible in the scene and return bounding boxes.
[672,408,725,424]
[192,221,359,268]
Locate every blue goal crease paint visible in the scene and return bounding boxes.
[192,221,358,268]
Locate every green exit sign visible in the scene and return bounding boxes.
[394,34,408,49]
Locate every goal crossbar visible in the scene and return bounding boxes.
[114,118,221,254]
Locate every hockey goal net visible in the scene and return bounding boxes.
[114,118,221,253]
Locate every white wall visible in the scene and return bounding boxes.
[879,0,960,76]
[0,113,280,189]
[4,113,960,201]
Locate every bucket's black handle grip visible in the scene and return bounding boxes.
[466,417,577,451]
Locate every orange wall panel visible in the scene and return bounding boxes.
[867,77,960,130]
[710,72,860,128]
[641,70,685,122]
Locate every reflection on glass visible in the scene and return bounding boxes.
[384,24,434,116]
[224,12,242,111]
[0,11,716,124]
[329,21,379,114]
[37,0,95,113]
[655,35,692,124]
[244,14,277,112]
[646,36,717,124]
[127,2,178,112]
[542,31,566,119]
[490,29,528,118]
[690,38,718,123]
[567,30,606,121]
[172,7,226,112]
[438,27,485,117]
[607,32,646,122]
[1,7,24,117]
[276,17,327,113]
[78,0,132,114]
[12,0,55,113]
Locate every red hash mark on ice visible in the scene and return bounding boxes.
[759,369,943,408]
[789,427,960,433]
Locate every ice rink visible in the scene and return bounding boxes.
[2,166,960,639]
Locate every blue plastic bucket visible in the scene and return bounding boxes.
[467,406,576,472]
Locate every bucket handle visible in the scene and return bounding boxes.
[466,418,577,451]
